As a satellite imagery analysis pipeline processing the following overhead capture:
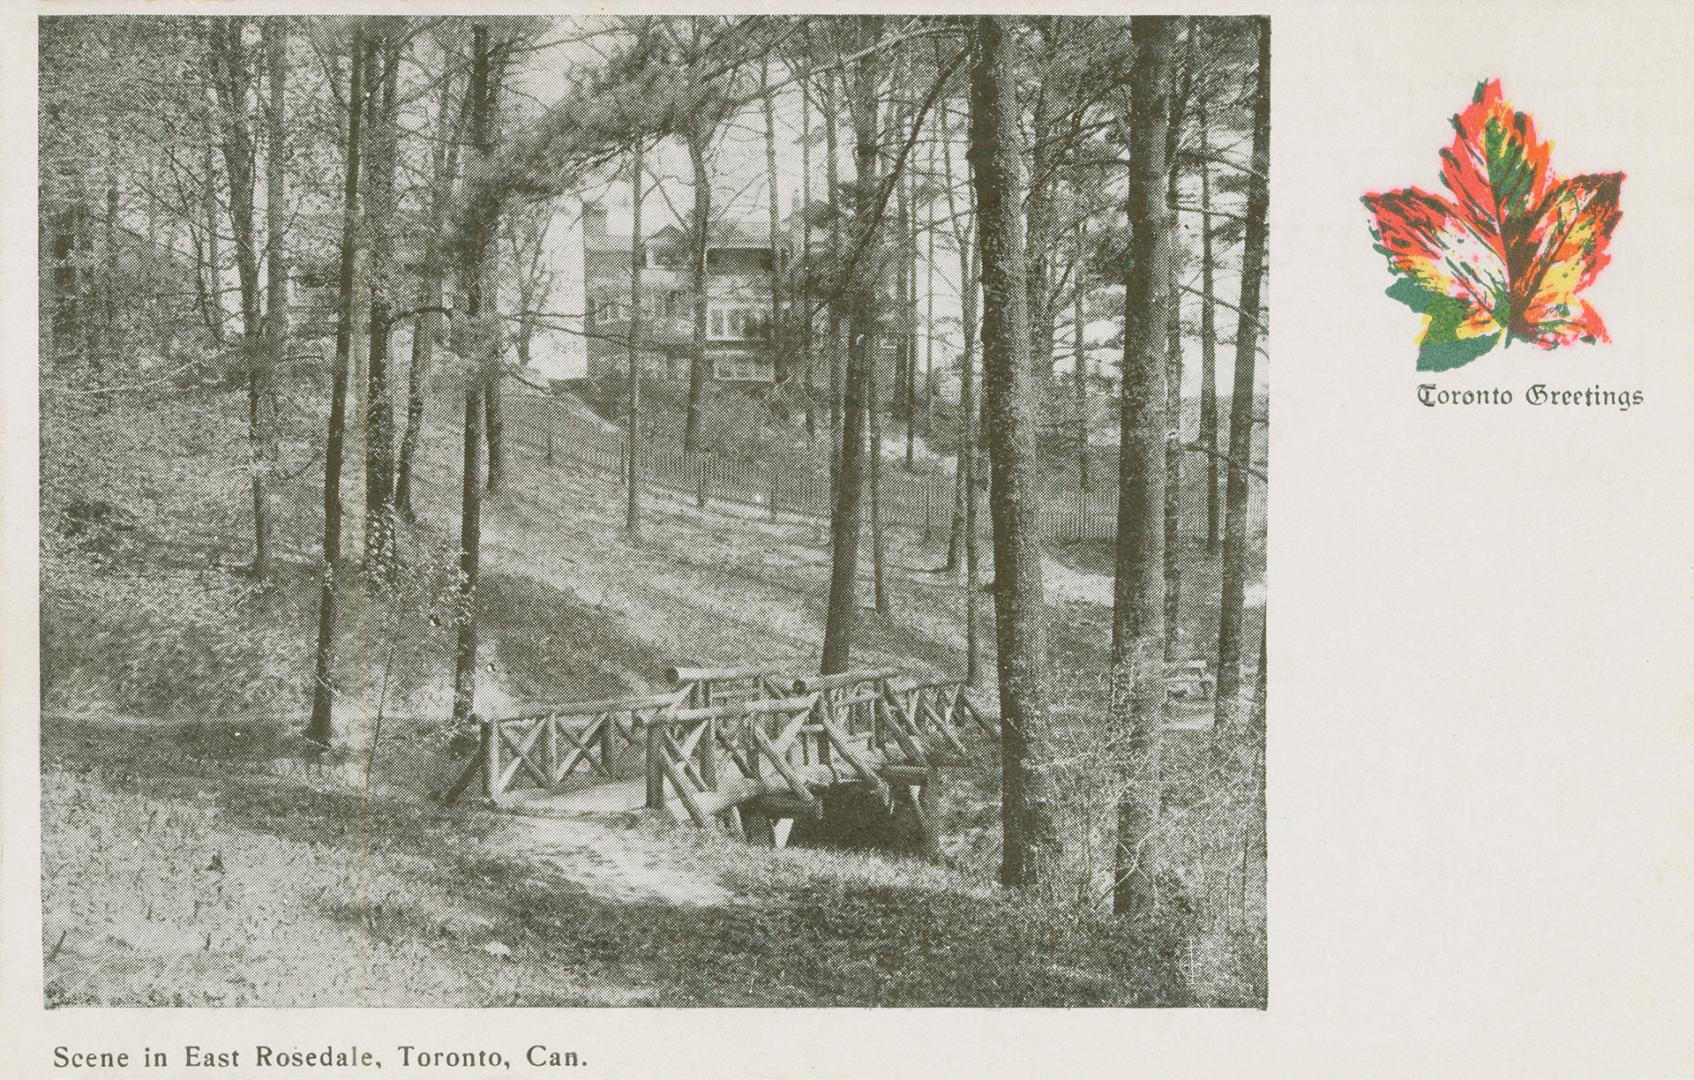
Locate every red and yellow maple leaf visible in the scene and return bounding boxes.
[1363,80,1623,371]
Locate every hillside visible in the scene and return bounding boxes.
[41,379,1264,1007]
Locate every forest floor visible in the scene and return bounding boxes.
[39,380,1263,1007]
[41,714,1188,1007]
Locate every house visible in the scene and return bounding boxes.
[581,202,799,385]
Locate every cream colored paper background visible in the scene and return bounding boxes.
[5,1,1692,1076]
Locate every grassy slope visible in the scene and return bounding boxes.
[40,382,1261,1007]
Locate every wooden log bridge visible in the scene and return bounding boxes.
[439,664,999,848]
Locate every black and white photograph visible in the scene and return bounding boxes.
[36,11,1270,1009]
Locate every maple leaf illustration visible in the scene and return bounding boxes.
[1363,80,1624,371]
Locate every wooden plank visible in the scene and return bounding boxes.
[598,712,615,775]
[670,693,820,724]
[769,708,813,757]
[497,689,686,722]
[672,718,708,760]
[497,719,551,791]
[958,691,1002,737]
[662,729,709,793]
[791,668,900,695]
[751,725,817,803]
[554,717,615,781]
[699,716,718,790]
[656,751,713,827]
[817,715,891,803]
[877,695,931,765]
[542,713,559,785]
[918,693,970,756]
[715,725,757,778]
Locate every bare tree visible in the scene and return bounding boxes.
[760,54,785,385]
[626,138,645,542]
[207,17,272,579]
[452,23,504,729]
[306,20,366,747]
[819,19,891,675]
[362,29,402,561]
[262,18,289,556]
[396,42,467,523]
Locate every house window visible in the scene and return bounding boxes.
[711,309,725,337]
[728,310,746,338]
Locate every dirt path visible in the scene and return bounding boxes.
[41,731,740,1006]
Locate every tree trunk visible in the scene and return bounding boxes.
[819,36,887,676]
[962,242,983,687]
[761,56,785,385]
[100,164,118,375]
[922,152,936,461]
[1111,15,1178,918]
[941,118,973,575]
[362,34,401,558]
[210,18,271,581]
[1073,221,1090,493]
[799,73,816,441]
[905,165,919,470]
[453,25,499,730]
[201,143,226,347]
[970,16,1061,893]
[822,70,845,504]
[1214,17,1270,736]
[1246,614,1267,968]
[1025,78,1056,382]
[364,296,395,566]
[396,59,467,523]
[897,159,915,468]
[306,22,365,746]
[869,360,889,615]
[1162,32,1194,662]
[684,127,711,457]
[1196,61,1221,557]
[484,376,505,492]
[627,138,645,542]
[261,18,289,575]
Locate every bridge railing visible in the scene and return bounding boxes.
[440,689,689,805]
[645,670,1005,828]
[646,692,837,825]
[669,664,803,709]
[437,665,1004,817]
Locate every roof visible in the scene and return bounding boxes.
[585,219,788,255]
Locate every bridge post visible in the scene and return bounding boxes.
[699,716,718,790]
[742,807,776,845]
[479,713,497,801]
[542,714,558,790]
[916,768,944,862]
[815,693,831,767]
[644,719,663,810]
